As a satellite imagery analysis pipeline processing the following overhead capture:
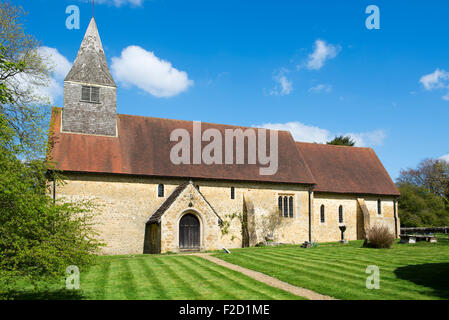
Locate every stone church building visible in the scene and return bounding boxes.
[48,18,400,255]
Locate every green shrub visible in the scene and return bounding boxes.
[365,225,396,249]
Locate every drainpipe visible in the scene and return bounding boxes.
[393,198,398,238]
[308,188,312,243]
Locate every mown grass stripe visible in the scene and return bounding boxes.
[117,258,138,299]
[240,250,423,299]
[274,247,439,267]
[101,258,128,299]
[153,257,203,299]
[89,258,111,299]
[136,257,171,299]
[227,251,423,300]
[126,257,167,300]
[252,250,427,297]
[264,250,424,285]
[173,256,242,300]
[185,256,293,300]
[141,257,183,300]
[214,241,449,300]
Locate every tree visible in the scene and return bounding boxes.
[397,183,449,227]
[327,135,355,146]
[397,159,449,204]
[0,113,102,292]
[396,158,449,227]
[0,45,101,295]
[0,1,52,158]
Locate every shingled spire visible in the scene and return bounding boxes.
[65,18,115,87]
[62,17,117,137]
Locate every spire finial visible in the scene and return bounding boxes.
[92,0,95,18]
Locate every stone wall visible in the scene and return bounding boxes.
[54,173,399,254]
[312,193,399,242]
[158,183,222,253]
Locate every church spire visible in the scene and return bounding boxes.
[65,17,115,87]
[62,18,117,137]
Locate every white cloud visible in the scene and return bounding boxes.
[40,47,72,79]
[306,40,340,70]
[258,122,330,143]
[419,68,449,100]
[111,45,193,98]
[439,154,449,162]
[9,46,71,104]
[91,0,144,7]
[38,47,72,103]
[308,84,332,93]
[269,69,292,96]
[420,69,449,90]
[344,130,386,147]
[255,121,386,147]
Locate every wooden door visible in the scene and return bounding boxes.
[179,214,200,250]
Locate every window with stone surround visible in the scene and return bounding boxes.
[230,187,235,199]
[158,184,164,197]
[339,205,344,223]
[320,204,325,223]
[278,195,294,218]
[377,199,382,215]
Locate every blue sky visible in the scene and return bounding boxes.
[15,0,449,180]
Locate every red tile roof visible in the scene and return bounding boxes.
[295,142,400,196]
[49,108,399,196]
[49,107,315,185]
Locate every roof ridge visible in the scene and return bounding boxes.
[295,141,372,150]
[117,113,293,134]
[147,181,222,224]
[147,182,189,223]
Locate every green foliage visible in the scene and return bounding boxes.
[0,36,102,294]
[326,135,355,146]
[397,159,449,204]
[0,1,53,158]
[398,183,449,227]
[0,112,102,293]
[397,158,449,227]
[219,212,244,243]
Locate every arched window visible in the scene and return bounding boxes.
[230,187,235,199]
[377,199,382,215]
[158,184,164,197]
[278,196,283,216]
[320,205,325,223]
[289,196,293,218]
[278,195,294,218]
[283,196,288,217]
[338,205,343,223]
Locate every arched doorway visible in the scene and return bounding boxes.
[179,214,200,250]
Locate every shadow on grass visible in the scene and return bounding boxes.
[394,263,449,299]
[1,288,85,300]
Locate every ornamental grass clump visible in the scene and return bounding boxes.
[365,225,396,249]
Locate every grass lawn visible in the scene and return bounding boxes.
[3,254,303,300]
[213,238,449,300]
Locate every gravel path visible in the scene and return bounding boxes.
[193,253,337,300]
